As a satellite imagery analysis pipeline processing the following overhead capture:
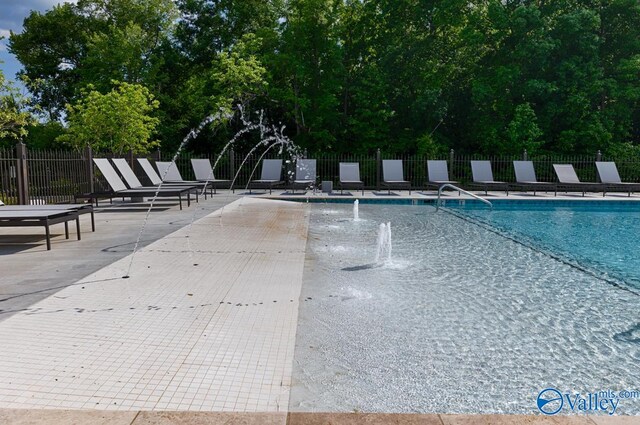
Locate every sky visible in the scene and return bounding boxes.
[0,0,77,83]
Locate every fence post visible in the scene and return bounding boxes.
[596,150,602,162]
[128,149,135,167]
[85,145,94,193]
[229,148,235,181]
[523,149,528,161]
[15,142,29,205]
[376,148,381,191]
[154,148,161,161]
[449,149,455,179]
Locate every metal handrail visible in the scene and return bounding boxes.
[436,184,492,211]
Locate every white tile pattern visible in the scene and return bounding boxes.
[0,198,309,411]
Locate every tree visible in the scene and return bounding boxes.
[0,67,34,145]
[185,34,268,120]
[8,3,93,119]
[58,81,160,154]
[506,103,543,155]
[9,0,177,118]
[269,0,344,151]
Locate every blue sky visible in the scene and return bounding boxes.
[0,0,77,83]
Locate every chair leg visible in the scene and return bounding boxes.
[76,218,81,240]
[91,212,95,232]
[45,221,51,251]
[64,221,69,239]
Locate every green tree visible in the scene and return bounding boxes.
[9,0,177,118]
[268,0,344,151]
[0,67,34,144]
[8,3,93,119]
[58,81,160,154]
[506,103,543,155]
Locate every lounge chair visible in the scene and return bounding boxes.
[154,161,216,197]
[77,158,196,210]
[512,161,556,195]
[190,159,232,193]
[595,161,640,196]
[291,159,317,192]
[112,158,208,198]
[553,164,606,196]
[248,159,284,194]
[1,204,95,232]
[382,160,411,194]
[426,160,459,190]
[338,162,364,195]
[470,160,509,195]
[0,209,81,250]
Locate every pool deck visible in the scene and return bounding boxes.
[0,191,638,424]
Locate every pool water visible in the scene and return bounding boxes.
[291,203,640,414]
[448,201,640,291]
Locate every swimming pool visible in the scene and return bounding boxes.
[447,200,640,292]
[291,202,640,414]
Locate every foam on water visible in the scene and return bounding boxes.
[292,203,640,414]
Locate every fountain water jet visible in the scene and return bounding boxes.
[374,222,392,264]
[124,110,231,278]
[353,200,360,221]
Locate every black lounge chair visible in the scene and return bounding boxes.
[113,158,207,198]
[291,159,317,192]
[426,160,459,191]
[469,160,509,195]
[76,158,196,210]
[553,164,606,197]
[381,160,411,194]
[190,159,232,193]
[248,159,284,194]
[512,161,556,195]
[595,161,640,196]
[154,160,216,197]
[0,209,81,250]
[338,162,364,195]
[1,204,95,232]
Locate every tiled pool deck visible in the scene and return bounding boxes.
[0,190,639,424]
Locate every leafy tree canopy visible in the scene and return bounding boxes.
[0,66,35,145]
[58,81,160,154]
[8,0,640,156]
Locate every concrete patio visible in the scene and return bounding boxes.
[0,191,638,424]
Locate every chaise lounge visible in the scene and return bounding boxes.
[248,159,285,194]
[0,208,81,250]
[512,161,556,196]
[190,158,232,193]
[426,160,459,191]
[553,164,606,197]
[469,160,509,195]
[79,158,196,210]
[155,161,216,197]
[381,160,411,194]
[291,159,317,192]
[595,161,640,196]
[338,162,364,195]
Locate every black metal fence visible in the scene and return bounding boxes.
[1,143,639,205]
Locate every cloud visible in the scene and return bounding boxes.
[0,0,77,35]
[0,1,77,79]
[0,30,9,52]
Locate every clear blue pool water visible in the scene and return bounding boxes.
[447,200,640,291]
[292,202,640,415]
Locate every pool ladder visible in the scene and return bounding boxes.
[435,184,493,211]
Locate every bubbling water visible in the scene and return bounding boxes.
[375,222,392,264]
